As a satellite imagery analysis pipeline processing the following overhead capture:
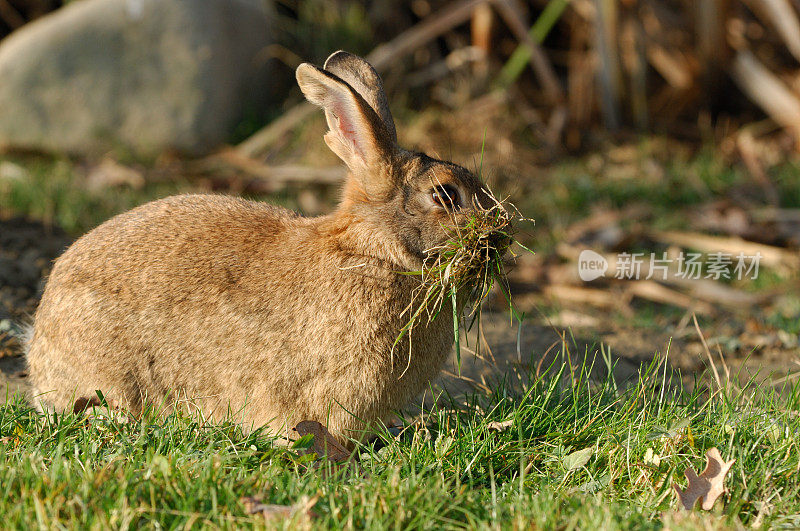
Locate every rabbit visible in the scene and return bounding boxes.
[26,51,493,443]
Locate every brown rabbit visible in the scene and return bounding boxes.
[26,51,491,442]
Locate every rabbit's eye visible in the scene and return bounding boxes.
[431,184,460,209]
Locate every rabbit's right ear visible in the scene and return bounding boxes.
[323,51,397,143]
[296,63,394,174]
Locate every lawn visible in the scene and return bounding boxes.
[2,348,798,529]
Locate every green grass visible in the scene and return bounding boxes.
[0,157,189,234]
[2,348,799,528]
[0,156,300,235]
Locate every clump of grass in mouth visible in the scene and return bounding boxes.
[394,186,532,374]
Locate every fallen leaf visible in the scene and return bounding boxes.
[487,419,514,431]
[241,495,318,523]
[73,394,131,424]
[434,434,455,459]
[563,447,593,471]
[673,447,735,510]
[73,395,102,414]
[575,472,611,494]
[293,421,350,462]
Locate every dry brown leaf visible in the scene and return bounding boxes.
[73,395,102,414]
[673,447,735,511]
[72,395,131,424]
[241,495,318,523]
[293,420,351,462]
[487,419,514,431]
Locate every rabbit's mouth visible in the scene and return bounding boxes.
[420,201,513,285]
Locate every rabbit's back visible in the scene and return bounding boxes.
[51,194,299,299]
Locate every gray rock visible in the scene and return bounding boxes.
[0,0,276,156]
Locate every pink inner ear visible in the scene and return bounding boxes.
[331,100,365,160]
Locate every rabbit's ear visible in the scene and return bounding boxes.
[296,63,394,172]
[323,51,397,143]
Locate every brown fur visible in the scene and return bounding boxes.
[26,52,488,442]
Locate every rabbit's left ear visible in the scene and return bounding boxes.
[296,62,394,173]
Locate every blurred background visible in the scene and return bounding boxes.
[0,0,799,386]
